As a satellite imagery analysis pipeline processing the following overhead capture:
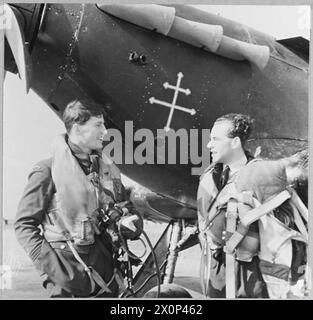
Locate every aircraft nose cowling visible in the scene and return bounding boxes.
[98,4,176,36]
[98,4,270,69]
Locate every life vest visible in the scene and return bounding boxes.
[234,160,309,299]
[198,159,309,298]
[197,161,260,298]
[197,162,259,261]
[42,134,125,245]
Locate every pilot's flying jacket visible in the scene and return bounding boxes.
[197,155,268,298]
[197,156,308,299]
[14,134,128,297]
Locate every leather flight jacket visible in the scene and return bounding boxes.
[42,134,125,245]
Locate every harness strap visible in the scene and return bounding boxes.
[199,233,211,298]
[290,189,308,222]
[289,202,308,241]
[225,222,249,254]
[50,210,113,296]
[224,189,302,298]
[225,189,307,255]
[289,191,310,296]
[66,240,112,296]
[115,269,127,294]
[219,187,308,298]
[92,270,114,297]
[66,240,96,293]
[224,198,238,298]
[240,190,291,226]
[218,191,254,210]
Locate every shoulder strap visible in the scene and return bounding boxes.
[224,198,238,298]
[290,189,308,222]
[223,186,308,298]
[240,190,291,226]
[226,188,308,254]
[226,190,291,254]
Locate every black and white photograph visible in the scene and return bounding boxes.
[1,2,311,302]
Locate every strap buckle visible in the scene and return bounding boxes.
[223,245,237,256]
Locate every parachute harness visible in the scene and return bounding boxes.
[200,187,309,298]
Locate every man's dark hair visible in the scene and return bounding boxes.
[63,99,104,133]
[214,113,254,146]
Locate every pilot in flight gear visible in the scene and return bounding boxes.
[198,113,308,299]
[197,113,268,298]
[14,99,135,298]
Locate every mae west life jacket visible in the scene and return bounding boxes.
[198,159,309,298]
[197,162,259,262]
[235,160,309,299]
[197,161,260,298]
[42,134,125,245]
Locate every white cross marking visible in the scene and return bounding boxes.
[149,72,196,131]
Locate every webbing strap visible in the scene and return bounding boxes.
[50,211,112,296]
[289,202,308,241]
[222,188,308,298]
[66,240,96,294]
[225,253,236,298]
[225,223,249,254]
[115,269,127,294]
[240,190,291,227]
[199,235,211,298]
[289,191,310,295]
[67,240,112,296]
[93,271,114,297]
[290,233,308,243]
[217,191,254,210]
[290,189,308,223]
[225,198,238,298]
[225,190,295,255]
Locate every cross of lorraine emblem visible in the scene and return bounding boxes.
[149,72,196,131]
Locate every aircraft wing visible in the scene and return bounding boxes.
[130,186,197,223]
[4,3,308,224]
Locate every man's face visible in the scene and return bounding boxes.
[77,115,107,152]
[207,120,234,164]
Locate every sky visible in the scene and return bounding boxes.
[2,5,311,220]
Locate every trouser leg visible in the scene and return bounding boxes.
[208,249,226,298]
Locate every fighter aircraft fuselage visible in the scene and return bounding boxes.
[5,3,309,218]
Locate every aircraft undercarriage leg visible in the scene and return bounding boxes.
[132,218,194,298]
[163,219,182,284]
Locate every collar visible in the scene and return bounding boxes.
[67,136,101,159]
[67,136,101,174]
[227,154,248,174]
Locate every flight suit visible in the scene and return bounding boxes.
[197,156,268,298]
[14,141,128,297]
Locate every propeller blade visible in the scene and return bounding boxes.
[4,4,32,93]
